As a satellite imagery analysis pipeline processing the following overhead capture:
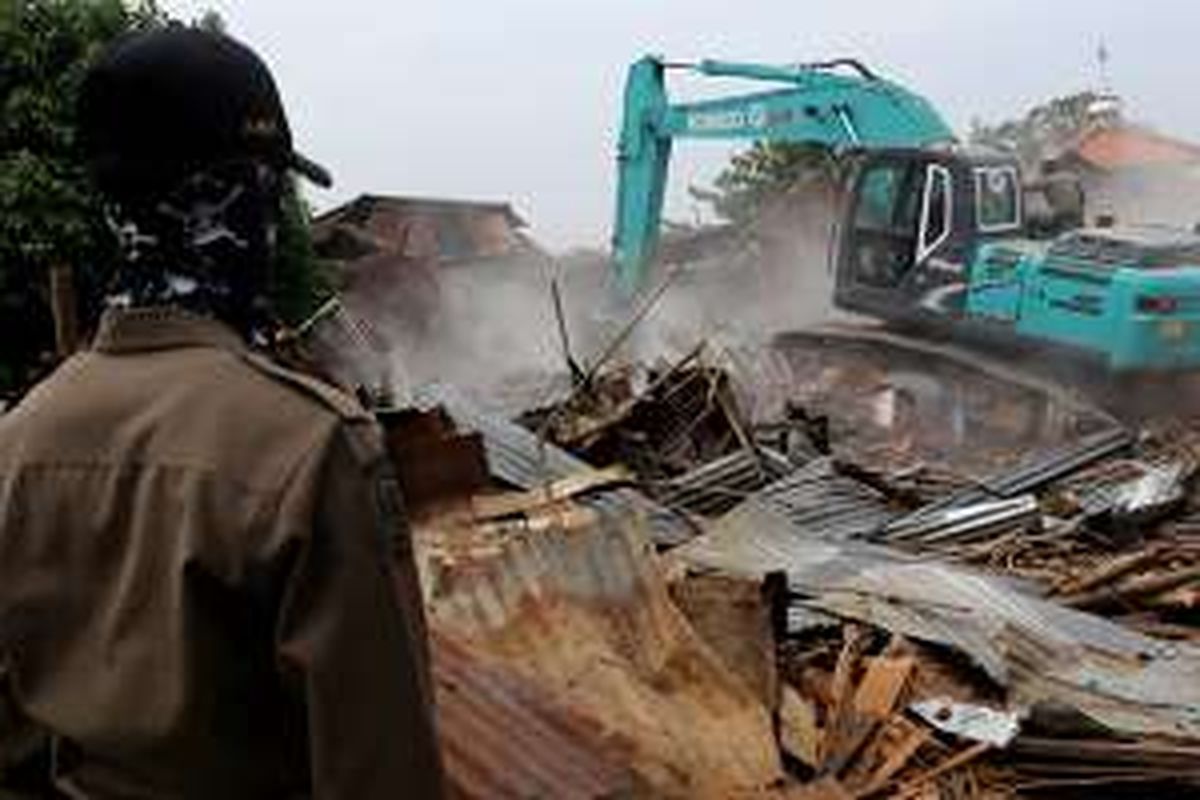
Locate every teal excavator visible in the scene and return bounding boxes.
[611,56,1200,372]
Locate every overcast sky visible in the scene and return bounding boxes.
[162,0,1200,250]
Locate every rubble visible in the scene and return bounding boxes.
[676,494,1200,735]
[757,326,1119,479]
[655,446,795,518]
[419,382,699,546]
[327,297,1200,796]
[523,341,752,486]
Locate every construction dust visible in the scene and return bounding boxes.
[311,185,843,417]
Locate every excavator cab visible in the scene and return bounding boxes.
[834,149,1024,322]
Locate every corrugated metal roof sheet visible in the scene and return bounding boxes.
[747,457,896,541]
[908,425,1133,516]
[425,506,786,798]
[673,499,1200,740]
[654,447,795,517]
[433,630,635,799]
[881,495,1040,547]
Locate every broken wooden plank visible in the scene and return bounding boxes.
[1054,544,1165,598]
[561,339,706,446]
[1064,563,1200,612]
[886,742,990,800]
[842,715,930,798]
[820,654,918,781]
[819,626,872,773]
[469,465,631,520]
[852,657,915,719]
[780,685,821,769]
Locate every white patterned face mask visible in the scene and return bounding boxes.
[158,182,249,252]
[104,160,283,332]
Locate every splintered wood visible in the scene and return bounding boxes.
[776,629,1012,800]
[842,717,930,797]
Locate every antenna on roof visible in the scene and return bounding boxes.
[1097,39,1112,94]
[1088,38,1123,126]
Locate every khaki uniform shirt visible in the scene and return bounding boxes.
[0,308,443,798]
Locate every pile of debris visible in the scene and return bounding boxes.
[378,324,1200,798]
[521,343,754,488]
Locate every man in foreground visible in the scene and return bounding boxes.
[0,27,443,798]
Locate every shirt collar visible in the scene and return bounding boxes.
[92,307,247,355]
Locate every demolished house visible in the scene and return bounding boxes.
[312,193,542,335]
[306,195,552,400]
[321,310,1200,798]
[313,194,539,265]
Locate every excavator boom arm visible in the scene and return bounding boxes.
[612,56,956,292]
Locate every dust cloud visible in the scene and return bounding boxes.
[312,185,844,415]
[630,187,842,363]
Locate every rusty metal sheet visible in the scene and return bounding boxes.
[423,505,786,798]
[378,407,489,515]
[433,630,635,800]
[670,571,779,710]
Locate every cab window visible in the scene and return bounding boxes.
[856,164,903,230]
[918,164,952,262]
[975,166,1020,231]
[847,160,924,288]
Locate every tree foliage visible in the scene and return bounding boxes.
[968,91,1105,172]
[0,0,164,390]
[272,181,333,326]
[0,1,329,393]
[695,141,840,226]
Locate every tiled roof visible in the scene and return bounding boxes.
[1072,126,1200,170]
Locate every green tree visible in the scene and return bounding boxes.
[0,0,164,392]
[0,1,329,393]
[271,180,333,326]
[968,91,1104,172]
[695,141,840,226]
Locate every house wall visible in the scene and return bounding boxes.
[344,205,522,262]
[468,211,522,258]
[1082,164,1200,229]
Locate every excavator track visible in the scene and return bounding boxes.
[773,320,1200,428]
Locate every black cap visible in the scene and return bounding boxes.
[79,26,332,198]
